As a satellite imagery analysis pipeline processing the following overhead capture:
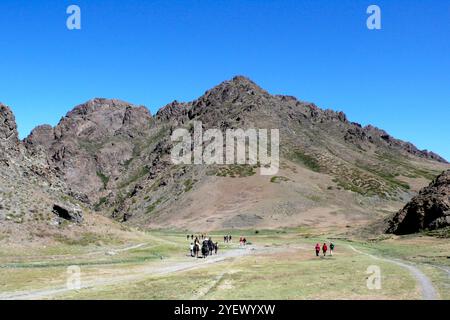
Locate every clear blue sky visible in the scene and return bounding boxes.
[0,0,449,160]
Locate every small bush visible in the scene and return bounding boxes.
[96,171,110,189]
[270,176,289,183]
[289,150,322,172]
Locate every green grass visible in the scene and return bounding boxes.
[375,152,441,181]
[57,234,420,300]
[132,126,169,158]
[270,176,289,183]
[94,197,108,211]
[0,255,162,269]
[338,237,450,267]
[288,150,322,172]
[183,179,196,192]
[53,232,119,247]
[96,171,110,189]
[211,164,257,178]
[206,253,416,300]
[333,178,370,196]
[422,227,450,239]
[123,158,133,168]
[355,162,411,191]
[146,198,163,214]
[2,230,449,299]
[118,166,150,188]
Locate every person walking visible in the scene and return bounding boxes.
[330,242,335,256]
[215,242,218,255]
[193,243,199,258]
[243,238,247,246]
[315,243,321,257]
[194,237,200,250]
[208,238,214,256]
[322,243,328,257]
[189,243,194,257]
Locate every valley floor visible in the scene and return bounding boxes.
[0,229,449,300]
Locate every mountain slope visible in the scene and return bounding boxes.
[0,103,141,246]
[4,76,449,231]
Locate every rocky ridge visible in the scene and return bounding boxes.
[1,76,449,231]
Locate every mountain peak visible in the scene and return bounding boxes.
[66,98,140,118]
[222,75,267,93]
[194,76,269,108]
[229,75,258,85]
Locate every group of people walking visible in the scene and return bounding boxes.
[315,242,335,257]
[188,235,218,258]
[188,235,334,260]
[186,233,251,258]
[187,234,208,241]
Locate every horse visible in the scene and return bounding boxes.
[201,240,209,258]
[208,239,214,255]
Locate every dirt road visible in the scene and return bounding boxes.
[348,245,438,300]
[0,246,257,300]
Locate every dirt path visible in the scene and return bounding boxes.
[348,245,438,300]
[1,241,441,300]
[0,246,258,300]
[1,242,150,263]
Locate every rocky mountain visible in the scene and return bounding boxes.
[387,170,450,234]
[0,103,82,237]
[2,76,449,232]
[0,103,140,246]
[24,98,155,202]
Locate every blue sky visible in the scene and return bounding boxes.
[0,0,449,160]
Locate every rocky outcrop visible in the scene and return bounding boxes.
[0,103,77,230]
[362,125,447,163]
[52,203,83,224]
[24,98,154,203]
[387,170,450,234]
[0,103,20,155]
[24,125,55,151]
[155,100,191,125]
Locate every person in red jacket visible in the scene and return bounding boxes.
[322,243,328,256]
[315,243,321,257]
